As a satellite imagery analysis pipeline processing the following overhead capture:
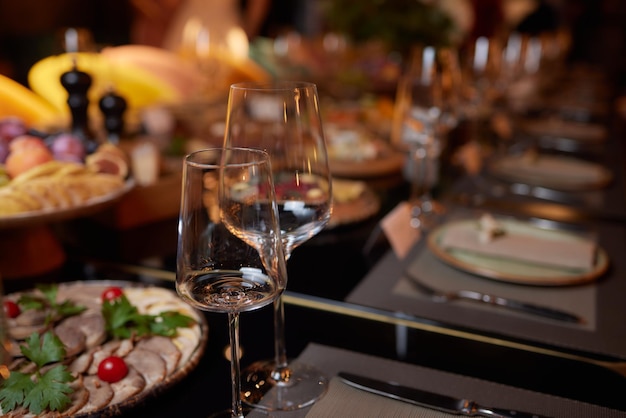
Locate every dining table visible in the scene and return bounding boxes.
[3,61,626,418]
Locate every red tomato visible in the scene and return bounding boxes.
[3,300,20,318]
[97,356,128,383]
[101,286,124,302]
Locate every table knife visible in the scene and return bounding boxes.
[338,372,551,418]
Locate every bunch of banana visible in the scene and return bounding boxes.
[0,160,125,216]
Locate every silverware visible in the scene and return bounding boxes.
[404,270,583,324]
[338,372,551,418]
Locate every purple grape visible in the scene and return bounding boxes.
[50,133,86,161]
[0,138,9,163]
[0,117,27,142]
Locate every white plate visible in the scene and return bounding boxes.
[488,154,612,191]
[427,218,609,286]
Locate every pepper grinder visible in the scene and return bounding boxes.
[60,59,98,153]
[99,89,127,144]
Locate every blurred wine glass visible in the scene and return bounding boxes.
[392,45,461,230]
[176,147,287,418]
[223,81,332,411]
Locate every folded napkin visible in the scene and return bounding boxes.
[438,219,596,271]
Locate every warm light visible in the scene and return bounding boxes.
[226,27,249,61]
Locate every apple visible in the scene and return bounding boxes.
[5,145,54,178]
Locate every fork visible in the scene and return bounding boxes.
[404,270,583,323]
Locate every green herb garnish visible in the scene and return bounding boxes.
[0,331,75,414]
[18,284,86,325]
[102,293,195,339]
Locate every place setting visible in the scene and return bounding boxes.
[346,202,626,361]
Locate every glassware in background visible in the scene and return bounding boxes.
[459,36,504,121]
[176,147,287,418]
[392,45,460,231]
[223,81,332,411]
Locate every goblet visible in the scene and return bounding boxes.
[176,147,287,418]
[223,81,332,411]
[391,45,460,231]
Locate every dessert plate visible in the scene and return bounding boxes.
[427,218,609,286]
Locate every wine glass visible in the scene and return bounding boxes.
[391,45,460,231]
[176,147,288,418]
[223,81,332,411]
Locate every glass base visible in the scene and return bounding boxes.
[241,359,328,411]
[410,198,445,231]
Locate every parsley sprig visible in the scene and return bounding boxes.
[0,331,75,414]
[18,284,86,325]
[102,293,195,339]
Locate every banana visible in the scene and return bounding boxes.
[28,52,181,121]
[0,73,60,128]
[100,44,205,99]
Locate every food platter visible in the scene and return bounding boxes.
[427,218,609,286]
[327,183,380,229]
[0,179,134,229]
[2,280,208,417]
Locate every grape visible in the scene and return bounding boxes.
[0,138,9,163]
[50,133,86,161]
[0,117,27,141]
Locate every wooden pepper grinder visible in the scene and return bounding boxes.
[99,88,127,144]
[60,59,98,153]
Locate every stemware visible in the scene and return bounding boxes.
[176,147,287,418]
[223,81,332,411]
[391,45,460,231]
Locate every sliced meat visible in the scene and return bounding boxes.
[136,336,181,374]
[109,366,146,405]
[56,283,106,313]
[115,338,135,357]
[59,379,89,417]
[13,308,47,327]
[68,350,94,375]
[8,322,48,340]
[54,320,87,358]
[124,348,166,389]
[75,375,114,414]
[59,313,107,349]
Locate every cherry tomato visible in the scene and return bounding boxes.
[3,300,20,318]
[101,286,124,302]
[97,356,128,383]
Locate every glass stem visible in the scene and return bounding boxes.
[228,312,244,418]
[271,294,290,381]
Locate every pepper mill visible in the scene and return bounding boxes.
[99,89,127,144]
[60,59,98,153]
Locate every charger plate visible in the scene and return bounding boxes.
[488,154,612,191]
[427,218,609,286]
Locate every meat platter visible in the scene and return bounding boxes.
[1,281,208,417]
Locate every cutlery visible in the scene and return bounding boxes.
[338,371,551,418]
[404,270,583,323]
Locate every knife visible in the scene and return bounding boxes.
[338,372,551,418]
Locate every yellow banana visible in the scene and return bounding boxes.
[28,52,181,121]
[0,73,61,128]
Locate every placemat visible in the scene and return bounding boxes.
[346,209,626,360]
[249,343,624,417]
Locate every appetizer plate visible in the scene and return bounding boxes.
[488,154,612,191]
[3,280,208,417]
[0,180,134,229]
[327,182,380,229]
[427,218,609,286]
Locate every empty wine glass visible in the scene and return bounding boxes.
[176,147,287,418]
[391,45,460,231]
[223,81,332,411]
